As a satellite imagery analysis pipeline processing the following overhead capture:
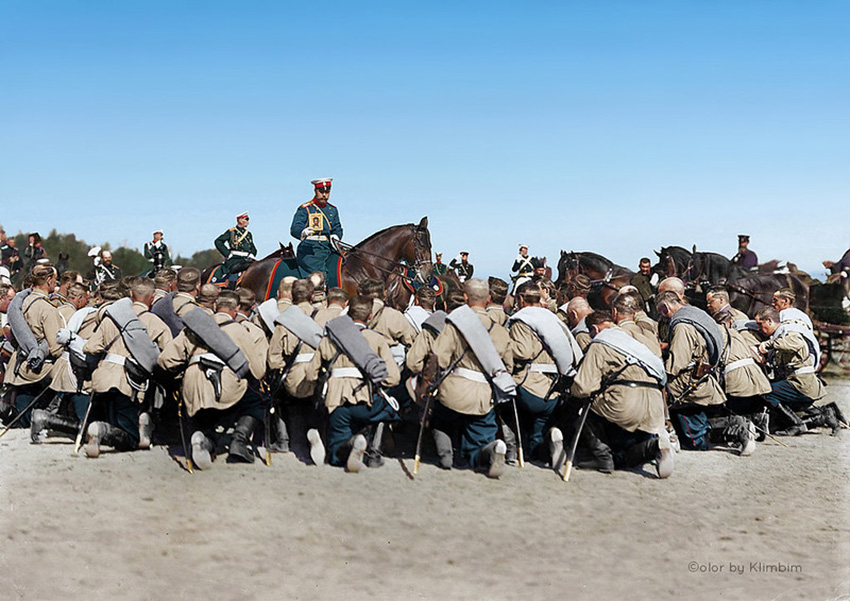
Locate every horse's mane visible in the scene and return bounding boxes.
[352,223,412,249]
[578,251,614,269]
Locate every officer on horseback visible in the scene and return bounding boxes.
[143,229,171,277]
[290,178,343,278]
[731,234,758,271]
[215,212,257,277]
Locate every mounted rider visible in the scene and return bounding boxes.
[290,178,343,279]
[143,229,171,277]
[215,212,257,277]
[731,234,758,271]
[511,244,535,292]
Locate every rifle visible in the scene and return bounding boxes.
[413,349,467,475]
[0,385,55,439]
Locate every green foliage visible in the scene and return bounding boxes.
[175,248,222,269]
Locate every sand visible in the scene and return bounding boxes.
[1,381,848,601]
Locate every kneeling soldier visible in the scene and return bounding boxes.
[305,295,400,472]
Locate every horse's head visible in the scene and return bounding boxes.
[408,216,433,284]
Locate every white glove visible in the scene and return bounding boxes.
[300,228,311,241]
[650,273,660,287]
[330,234,342,254]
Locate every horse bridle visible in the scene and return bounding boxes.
[340,224,432,284]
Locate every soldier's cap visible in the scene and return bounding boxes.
[435,252,442,257]
[152,229,163,236]
[311,178,333,190]
[460,251,469,256]
[738,234,750,242]
[518,244,528,250]
[235,211,249,220]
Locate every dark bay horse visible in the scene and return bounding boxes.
[652,246,691,279]
[684,247,748,287]
[728,273,809,316]
[207,217,434,305]
[555,250,634,310]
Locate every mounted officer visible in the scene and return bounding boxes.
[511,244,534,292]
[290,178,343,279]
[215,212,257,278]
[143,229,171,277]
[731,234,758,271]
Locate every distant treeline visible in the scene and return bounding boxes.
[2,228,220,276]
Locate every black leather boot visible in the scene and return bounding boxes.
[227,416,259,463]
[773,404,807,436]
[576,418,614,473]
[432,428,453,469]
[802,405,840,435]
[30,409,79,443]
[84,421,133,458]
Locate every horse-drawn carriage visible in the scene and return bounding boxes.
[809,277,850,371]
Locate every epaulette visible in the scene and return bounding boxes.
[228,226,237,232]
[300,200,314,208]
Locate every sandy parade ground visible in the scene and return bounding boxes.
[1,378,848,601]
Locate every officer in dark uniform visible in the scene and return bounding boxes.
[215,212,257,276]
[289,178,343,277]
[143,229,171,277]
[731,234,758,270]
[432,252,447,276]
[449,251,474,283]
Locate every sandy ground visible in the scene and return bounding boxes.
[1,380,848,601]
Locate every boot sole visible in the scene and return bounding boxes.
[191,432,213,470]
[138,413,151,450]
[487,440,507,479]
[307,428,325,466]
[346,435,367,473]
[84,423,102,458]
[549,428,565,473]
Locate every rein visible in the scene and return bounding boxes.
[336,225,431,284]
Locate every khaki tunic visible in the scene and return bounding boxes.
[764,331,825,400]
[574,330,592,353]
[620,320,662,358]
[665,322,726,406]
[369,299,418,347]
[173,292,200,318]
[571,332,665,434]
[84,302,172,398]
[509,321,557,399]
[157,312,267,416]
[50,308,99,394]
[432,306,513,416]
[313,304,343,328]
[486,304,507,327]
[306,325,400,413]
[634,311,659,338]
[267,301,317,399]
[406,328,439,374]
[6,289,64,386]
[721,326,771,398]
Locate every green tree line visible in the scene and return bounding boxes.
[2,226,221,278]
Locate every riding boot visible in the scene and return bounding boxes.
[227,416,259,463]
[30,409,79,443]
[772,403,808,436]
[575,418,614,473]
[432,427,454,469]
[748,410,769,442]
[476,440,507,479]
[500,419,519,466]
[802,405,841,436]
[624,438,659,468]
[84,421,133,458]
[708,415,756,456]
[364,423,385,468]
[270,416,290,453]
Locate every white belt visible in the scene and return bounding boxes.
[61,351,70,363]
[331,367,363,379]
[455,367,488,383]
[724,358,755,375]
[292,352,315,364]
[228,250,254,258]
[305,235,329,242]
[529,363,558,374]
[189,353,226,367]
[105,353,126,366]
[793,366,816,375]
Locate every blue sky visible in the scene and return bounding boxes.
[1,1,847,282]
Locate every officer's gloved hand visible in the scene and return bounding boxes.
[56,328,72,346]
[300,228,311,241]
[330,234,342,254]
